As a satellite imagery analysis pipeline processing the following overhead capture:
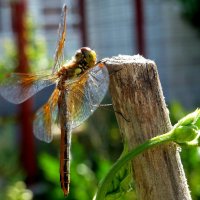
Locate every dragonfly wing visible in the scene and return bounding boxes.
[66,64,109,128]
[33,88,59,143]
[52,4,67,74]
[0,73,57,104]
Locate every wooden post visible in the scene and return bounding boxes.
[104,55,191,200]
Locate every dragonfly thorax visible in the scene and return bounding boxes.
[56,47,97,91]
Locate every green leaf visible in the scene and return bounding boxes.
[38,152,59,184]
[100,144,135,200]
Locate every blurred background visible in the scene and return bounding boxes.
[0,0,200,199]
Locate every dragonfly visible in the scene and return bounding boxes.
[0,4,109,196]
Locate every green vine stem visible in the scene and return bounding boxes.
[95,131,173,200]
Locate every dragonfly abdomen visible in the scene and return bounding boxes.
[60,125,71,196]
[59,91,72,196]
[60,147,70,196]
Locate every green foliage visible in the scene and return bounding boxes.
[103,144,136,200]
[178,0,200,32]
[0,118,24,177]
[38,152,63,200]
[0,40,17,80]
[0,117,25,199]
[0,15,50,79]
[5,181,33,200]
[25,16,50,73]
[181,148,200,198]
[169,101,187,125]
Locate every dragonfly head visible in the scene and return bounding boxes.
[74,47,97,68]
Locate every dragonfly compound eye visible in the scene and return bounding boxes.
[82,49,97,67]
[74,50,83,62]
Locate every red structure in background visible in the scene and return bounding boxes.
[78,0,145,57]
[78,0,88,46]
[134,0,145,56]
[10,0,37,184]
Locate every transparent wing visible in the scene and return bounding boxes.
[52,4,67,74]
[33,88,59,143]
[0,73,57,104]
[66,64,109,128]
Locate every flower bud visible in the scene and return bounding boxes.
[171,109,200,146]
[176,109,200,127]
[194,116,200,129]
[172,125,199,144]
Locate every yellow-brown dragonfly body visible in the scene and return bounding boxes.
[0,5,109,196]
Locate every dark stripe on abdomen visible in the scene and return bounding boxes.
[60,140,71,196]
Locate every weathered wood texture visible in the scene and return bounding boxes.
[104,55,191,200]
